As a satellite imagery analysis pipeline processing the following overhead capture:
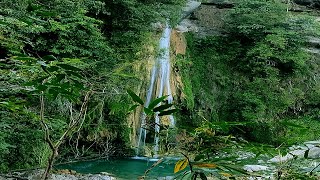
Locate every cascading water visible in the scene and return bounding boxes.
[135,1,201,157]
[136,23,175,156]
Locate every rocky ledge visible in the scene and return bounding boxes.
[0,170,115,180]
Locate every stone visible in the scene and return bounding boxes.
[176,25,188,33]
[178,19,199,33]
[304,140,320,145]
[307,147,320,159]
[183,1,201,13]
[289,149,306,157]
[304,48,320,55]
[268,154,294,163]
[243,165,268,172]
[306,144,315,149]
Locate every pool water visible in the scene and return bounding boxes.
[56,157,183,179]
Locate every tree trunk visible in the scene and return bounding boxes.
[42,148,58,180]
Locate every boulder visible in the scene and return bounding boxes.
[307,147,320,159]
[176,25,188,33]
[268,154,294,163]
[243,165,268,172]
[289,149,306,157]
[304,140,320,145]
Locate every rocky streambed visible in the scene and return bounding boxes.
[0,170,115,180]
[235,140,320,179]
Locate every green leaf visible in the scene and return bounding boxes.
[57,63,82,71]
[24,76,49,86]
[48,88,59,100]
[148,95,168,109]
[0,20,9,25]
[47,66,60,72]
[37,61,47,67]
[153,104,173,112]
[144,107,153,115]
[41,65,51,75]
[36,84,48,91]
[0,102,9,106]
[129,104,139,111]
[127,89,144,105]
[159,109,178,116]
[42,55,57,61]
[36,10,57,17]
[70,79,84,89]
[65,70,83,79]
[12,56,36,61]
[199,172,207,180]
[222,164,249,175]
[180,171,192,180]
[55,74,65,83]
[194,154,205,161]
[192,172,198,180]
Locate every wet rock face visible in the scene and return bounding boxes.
[294,0,320,9]
[294,0,313,5]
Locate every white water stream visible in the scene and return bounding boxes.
[136,23,174,156]
[135,0,201,156]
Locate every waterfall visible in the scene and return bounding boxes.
[135,0,201,157]
[136,23,174,156]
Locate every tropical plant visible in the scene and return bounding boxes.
[127,89,178,154]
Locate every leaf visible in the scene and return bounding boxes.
[48,88,59,100]
[199,172,207,180]
[159,109,178,116]
[0,102,9,107]
[127,89,144,105]
[55,74,65,83]
[35,84,48,91]
[36,10,57,17]
[57,63,82,71]
[191,172,198,180]
[193,163,217,168]
[180,171,192,180]
[144,107,153,115]
[222,164,249,175]
[65,70,83,79]
[37,61,47,67]
[12,56,36,61]
[47,66,59,72]
[24,76,49,86]
[220,172,232,177]
[174,158,188,173]
[153,103,173,112]
[41,65,51,75]
[42,55,57,61]
[129,104,139,111]
[70,79,84,89]
[194,154,205,161]
[281,121,306,129]
[148,95,168,109]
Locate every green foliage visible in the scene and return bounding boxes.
[0,0,188,172]
[127,90,177,116]
[179,0,320,145]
